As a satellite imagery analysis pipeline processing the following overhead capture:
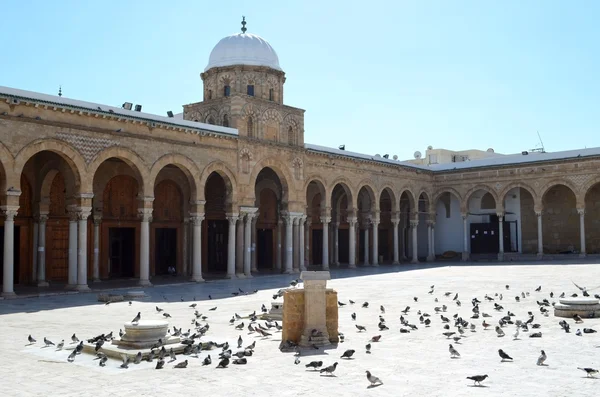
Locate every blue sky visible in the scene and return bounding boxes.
[2,0,598,160]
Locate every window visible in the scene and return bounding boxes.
[208,89,212,100]
[222,114,229,127]
[207,117,215,125]
[247,117,254,137]
[288,126,295,145]
[428,154,438,164]
[269,88,274,101]
[247,84,254,96]
[224,85,230,97]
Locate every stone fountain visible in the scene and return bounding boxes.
[554,297,600,319]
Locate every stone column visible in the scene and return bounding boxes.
[283,214,293,274]
[76,208,92,291]
[226,214,238,278]
[392,216,400,264]
[276,219,283,271]
[236,218,244,276]
[410,219,419,264]
[578,209,586,257]
[32,220,38,283]
[66,209,78,289]
[305,219,312,266]
[426,220,435,262]
[330,222,336,265]
[251,215,258,272]
[182,217,189,276]
[348,217,357,268]
[497,213,504,261]
[36,213,49,287]
[321,216,331,270]
[138,208,152,286]
[299,216,307,271]
[536,211,543,259]
[371,216,379,266]
[363,225,370,265]
[299,271,331,347]
[462,213,469,261]
[431,222,436,261]
[243,212,256,277]
[92,216,101,282]
[293,217,300,272]
[2,207,18,297]
[191,214,205,282]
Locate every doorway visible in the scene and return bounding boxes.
[0,226,21,284]
[338,229,349,264]
[206,220,227,273]
[109,228,135,278]
[155,228,177,275]
[312,229,323,264]
[257,228,273,269]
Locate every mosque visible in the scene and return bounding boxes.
[0,18,599,297]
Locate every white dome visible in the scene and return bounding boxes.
[205,33,282,72]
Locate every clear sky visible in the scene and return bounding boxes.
[2,0,598,160]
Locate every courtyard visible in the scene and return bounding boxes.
[0,260,599,397]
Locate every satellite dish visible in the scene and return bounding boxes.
[414,151,422,159]
[374,154,381,158]
[427,145,433,150]
[487,148,494,153]
[392,155,398,160]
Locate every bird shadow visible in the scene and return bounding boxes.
[467,384,489,388]
[450,357,460,359]
[319,374,336,377]
[581,377,598,380]
[367,384,383,389]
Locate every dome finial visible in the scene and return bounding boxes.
[58,85,62,97]
[241,16,247,33]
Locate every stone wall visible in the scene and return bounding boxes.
[585,185,600,253]
[281,289,339,344]
[520,190,537,254]
[542,185,580,253]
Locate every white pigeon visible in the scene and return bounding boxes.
[513,327,520,340]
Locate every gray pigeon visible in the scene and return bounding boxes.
[120,355,130,369]
[131,312,141,324]
[43,337,55,347]
[341,349,355,359]
[56,340,64,350]
[319,362,338,376]
[237,335,243,348]
[217,357,229,368]
[467,374,488,386]
[449,344,460,358]
[537,350,547,366]
[366,370,383,386]
[27,335,36,344]
[174,360,188,368]
[133,351,142,364]
[67,350,77,362]
[155,359,165,369]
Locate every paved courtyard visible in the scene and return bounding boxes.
[1,261,599,396]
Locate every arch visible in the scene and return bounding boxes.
[153,179,183,222]
[328,176,356,209]
[13,139,85,191]
[0,141,14,193]
[463,184,499,210]
[379,185,398,213]
[539,179,579,207]
[40,169,60,202]
[304,176,327,202]
[149,153,200,202]
[356,181,378,212]
[432,187,462,205]
[248,157,294,204]
[417,190,432,213]
[499,182,538,206]
[581,176,600,203]
[87,146,149,195]
[398,187,416,209]
[198,161,238,204]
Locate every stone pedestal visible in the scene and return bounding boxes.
[281,271,339,348]
[554,297,600,318]
[118,320,171,349]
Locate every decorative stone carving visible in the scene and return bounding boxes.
[56,133,120,164]
[292,157,303,180]
[239,147,253,174]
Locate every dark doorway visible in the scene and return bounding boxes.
[155,228,177,275]
[207,220,227,273]
[109,228,135,278]
[470,222,510,254]
[338,229,349,263]
[0,226,21,284]
[359,229,367,263]
[312,229,323,264]
[257,228,273,269]
[379,229,389,262]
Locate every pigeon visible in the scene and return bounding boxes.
[380,305,385,313]
[294,356,300,365]
[449,344,460,358]
[467,374,488,386]
[169,348,176,362]
[498,349,513,362]
[578,367,598,377]
[235,322,244,330]
[99,356,108,366]
[370,335,382,342]
[217,357,229,368]
[155,359,165,369]
[131,312,141,324]
[362,302,369,308]
[442,332,456,339]
[233,358,247,365]
[209,307,217,311]
[573,314,583,323]
[189,303,197,308]
[43,337,55,347]
[174,360,188,368]
[351,312,356,321]
[319,362,338,376]
[338,301,346,307]
[70,334,79,344]
[133,351,142,364]
[120,355,130,369]
[202,355,212,366]
[366,370,383,386]
[27,335,36,345]
[513,327,520,340]
[366,343,372,354]
[67,350,77,362]
[305,361,323,370]
[495,326,505,337]
[583,328,597,334]
[237,335,243,348]
[341,349,355,359]
[163,313,171,318]
[355,325,366,332]
[537,350,547,366]
[156,306,163,312]
[349,299,355,304]
[56,340,64,350]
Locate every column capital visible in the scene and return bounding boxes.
[36,212,50,223]
[93,215,102,226]
[320,216,331,224]
[1,206,19,221]
[535,210,543,217]
[409,219,419,227]
[137,196,155,210]
[226,213,240,224]
[426,219,436,226]
[461,212,468,220]
[347,216,358,225]
[76,207,93,220]
[138,208,153,222]
[190,213,205,225]
[496,212,504,219]
[577,208,585,216]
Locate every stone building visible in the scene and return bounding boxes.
[1,19,599,297]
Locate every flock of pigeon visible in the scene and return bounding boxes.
[24,279,600,389]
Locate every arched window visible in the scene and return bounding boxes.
[208,89,212,100]
[224,85,231,97]
[269,88,274,101]
[222,114,229,127]
[247,117,254,138]
[288,126,295,145]
[247,84,254,96]
[207,117,215,125]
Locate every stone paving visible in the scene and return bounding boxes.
[1,261,599,396]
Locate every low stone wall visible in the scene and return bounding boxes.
[282,289,339,344]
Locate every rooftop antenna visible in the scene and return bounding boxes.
[530,130,545,153]
[58,85,62,97]
[241,16,247,33]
